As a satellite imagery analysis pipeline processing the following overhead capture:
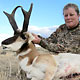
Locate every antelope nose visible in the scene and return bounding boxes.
[3,46,7,49]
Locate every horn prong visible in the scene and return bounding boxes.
[21,3,33,32]
[28,3,33,15]
[3,6,21,35]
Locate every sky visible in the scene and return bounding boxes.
[0,0,80,45]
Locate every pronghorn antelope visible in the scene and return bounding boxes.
[1,3,80,80]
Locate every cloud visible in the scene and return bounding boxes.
[28,25,59,37]
[0,25,59,45]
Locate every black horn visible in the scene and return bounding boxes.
[21,3,33,33]
[3,6,21,35]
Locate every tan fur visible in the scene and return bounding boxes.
[35,54,57,80]
[17,33,57,80]
[20,40,57,79]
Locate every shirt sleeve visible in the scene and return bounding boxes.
[38,24,66,53]
[39,37,66,53]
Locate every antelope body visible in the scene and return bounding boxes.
[2,3,80,80]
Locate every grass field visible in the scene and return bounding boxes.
[0,52,27,80]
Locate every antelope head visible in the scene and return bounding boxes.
[1,3,34,52]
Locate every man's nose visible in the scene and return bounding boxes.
[67,15,71,19]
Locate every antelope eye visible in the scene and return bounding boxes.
[20,34,26,39]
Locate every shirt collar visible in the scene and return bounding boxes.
[67,23,79,30]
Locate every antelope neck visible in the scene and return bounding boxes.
[16,42,39,65]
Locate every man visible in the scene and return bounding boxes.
[33,3,80,54]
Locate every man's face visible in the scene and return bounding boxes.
[64,8,79,29]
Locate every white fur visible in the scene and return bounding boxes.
[19,56,47,80]
[17,29,21,32]
[3,41,24,51]
[54,53,80,79]
[17,49,31,59]
[19,57,29,71]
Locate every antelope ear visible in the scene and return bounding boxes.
[21,3,33,33]
[3,6,21,35]
[28,32,35,43]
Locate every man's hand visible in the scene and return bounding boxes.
[32,33,41,44]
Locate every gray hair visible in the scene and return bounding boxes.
[63,3,79,15]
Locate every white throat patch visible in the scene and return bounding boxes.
[17,48,31,59]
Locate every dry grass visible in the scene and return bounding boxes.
[0,52,27,80]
